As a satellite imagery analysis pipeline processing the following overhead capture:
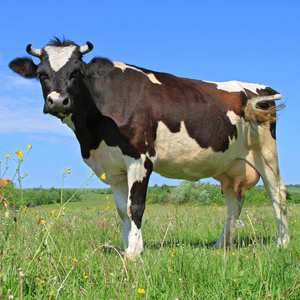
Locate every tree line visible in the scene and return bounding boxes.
[0,181,299,208]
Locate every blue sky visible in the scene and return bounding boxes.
[0,0,299,188]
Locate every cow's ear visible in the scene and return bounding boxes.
[84,58,114,78]
[9,58,38,78]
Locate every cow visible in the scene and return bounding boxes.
[9,38,289,258]
[0,179,11,208]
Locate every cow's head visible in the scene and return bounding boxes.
[9,38,113,118]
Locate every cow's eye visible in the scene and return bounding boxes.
[70,70,82,79]
[38,73,49,80]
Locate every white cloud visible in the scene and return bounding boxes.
[0,71,75,136]
[0,95,73,136]
[0,71,39,93]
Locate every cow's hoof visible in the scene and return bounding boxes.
[277,234,290,247]
[124,248,143,260]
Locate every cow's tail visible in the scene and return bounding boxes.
[244,93,284,124]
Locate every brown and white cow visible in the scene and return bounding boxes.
[9,38,289,258]
[0,179,11,208]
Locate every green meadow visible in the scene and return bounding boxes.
[0,190,299,299]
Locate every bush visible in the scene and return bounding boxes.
[22,187,83,207]
[0,181,23,208]
[147,184,172,204]
[170,181,211,205]
[287,190,300,204]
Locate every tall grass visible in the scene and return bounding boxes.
[0,200,299,299]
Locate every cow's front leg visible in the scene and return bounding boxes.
[112,156,153,259]
[111,179,145,259]
[125,157,153,259]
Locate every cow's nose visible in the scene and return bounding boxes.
[46,93,70,113]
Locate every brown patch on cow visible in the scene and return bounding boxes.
[129,158,153,229]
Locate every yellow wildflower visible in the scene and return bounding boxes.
[169,268,173,272]
[5,154,10,158]
[63,207,66,210]
[73,258,78,262]
[52,210,55,214]
[15,151,24,158]
[137,288,145,294]
[28,145,32,150]
[23,207,27,211]
[100,173,106,181]
[83,275,89,279]
[171,253,175,257]
[41,280,45,284]
[41,220,47,224]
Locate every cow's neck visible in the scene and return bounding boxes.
[61,84,104,159]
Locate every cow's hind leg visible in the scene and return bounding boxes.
[212,188,245,249]
[257,165,289,246]
[250,125,289,246]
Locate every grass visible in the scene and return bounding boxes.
[0,195,299,299]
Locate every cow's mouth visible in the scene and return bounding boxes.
[52,112,71,120]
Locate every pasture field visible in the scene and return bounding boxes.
[0,193,299,300]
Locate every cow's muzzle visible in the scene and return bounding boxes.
[44,92,72,116]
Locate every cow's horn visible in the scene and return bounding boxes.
[26,44,42,58]
[79,41,93,55]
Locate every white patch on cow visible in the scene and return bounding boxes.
[47,91,60,99]
[125,154,148,183]
[83,141,127,185]
[61,114,75,131]
[226,110,240,125]
[204,80,267,95]
[126,224,143,258]
[113,62,162,85]
[44,45,77,72]
[153,121,238,181]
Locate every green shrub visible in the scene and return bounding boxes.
[22,187,83,207]
[147,184,172,204]
[0,181,22,208]
[170,181,211,205]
